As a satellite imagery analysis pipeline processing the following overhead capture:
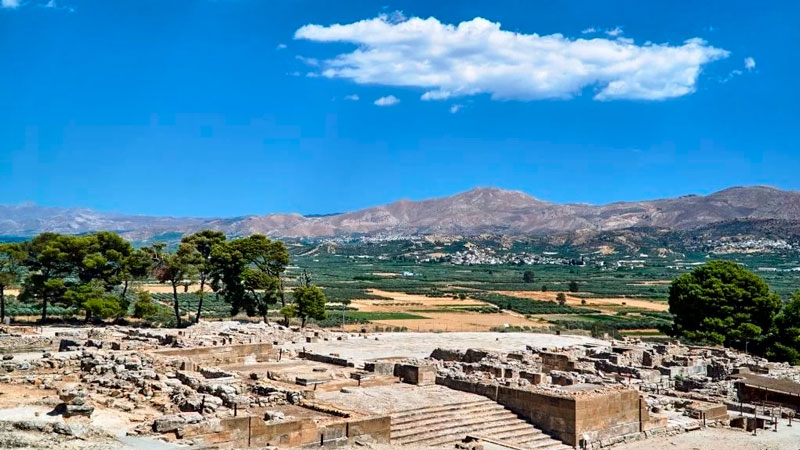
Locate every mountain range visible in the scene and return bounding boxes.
[2,186,800,241]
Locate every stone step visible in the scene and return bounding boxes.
[389,398,569,450]
[392,402,509,429]
[393,412,523,441]
[397,416,528,446]
[513,435,572,450]
[391,399,495,421]
[521,439,572,450]
[391,400,504,424]
[490,427,547,443]
[392,408,512,436]
[476,434,572,450]
[486,435,570,450]
[424,420,537,447]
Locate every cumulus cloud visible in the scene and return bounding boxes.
[581,27,596,34]
[374,95,399,106]
[344,94,360,101]
[744,57,756,71]
[276,43,287,50]
[379,10,406,24]
[2,0,20,8]
[605,26,624,37]
[449,104,463,114]
[295,16,729,101]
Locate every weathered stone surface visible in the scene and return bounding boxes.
[153,415,186,433]
[64,404,94,417]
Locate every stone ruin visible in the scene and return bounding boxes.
[1,321,799,449]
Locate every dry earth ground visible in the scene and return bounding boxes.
[496,290,669,312]
[346,289,546,331]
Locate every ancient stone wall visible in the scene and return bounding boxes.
[153,343,277,366]
[395,364,436,385]
[574,389,643,446]
[436,376,643,447]
[736,383,800,411]
[299,351,354,367]
[184,415,390,448]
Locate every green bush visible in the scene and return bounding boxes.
[133,292,159,319]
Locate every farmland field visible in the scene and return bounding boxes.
[4,238,799,336]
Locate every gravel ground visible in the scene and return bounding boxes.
[613,425,800,450]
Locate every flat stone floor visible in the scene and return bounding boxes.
[284,332,606,363]
[316,383,490,415]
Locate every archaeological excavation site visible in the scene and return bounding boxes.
[1,322,800,450]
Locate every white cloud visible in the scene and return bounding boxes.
[276,43,287,50]
[420,90,452,101]
[605,26,624,37]
[295,16,729,101]
[379,10,406,24]
[374,95,399,106]
[295,55,319,67]
[449,104,463,114]
[744,57,756,71]
[344,94,360,101]
[581,27,596,34]
[2,0,21,8]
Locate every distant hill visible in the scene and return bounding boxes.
[2,186,800,241]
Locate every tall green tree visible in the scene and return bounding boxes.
[293,270,326,327]
[79,232,132,290]
[209,234,289,321]
[209,241,248,316]
[767,292,800,365]
[150,243,200,327]
[241,268,281,323]
[0,243,26,322]
[119,248,153,312]
[63,282,122,321]
[20,233,77,322]
[181,230,226,323]
[668,260,782,352]
[231,235,289,306]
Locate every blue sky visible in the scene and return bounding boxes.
[1,1,798,217]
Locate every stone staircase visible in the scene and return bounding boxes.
[390,399,571,449]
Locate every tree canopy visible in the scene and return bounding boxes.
[767,292,800,365]
[522,270,535,283]
[1,230,297,327]
[293,285,327,327]
[668,260,782,352]
[151,243,200,328]
[181,230,226,322]
[210,234,289,322]
[0,243,26,321]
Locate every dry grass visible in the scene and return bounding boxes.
[496,290,669,312]
[347,289,544,331]
[346,311,546,332]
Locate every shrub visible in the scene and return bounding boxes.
[133,291,159,319]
